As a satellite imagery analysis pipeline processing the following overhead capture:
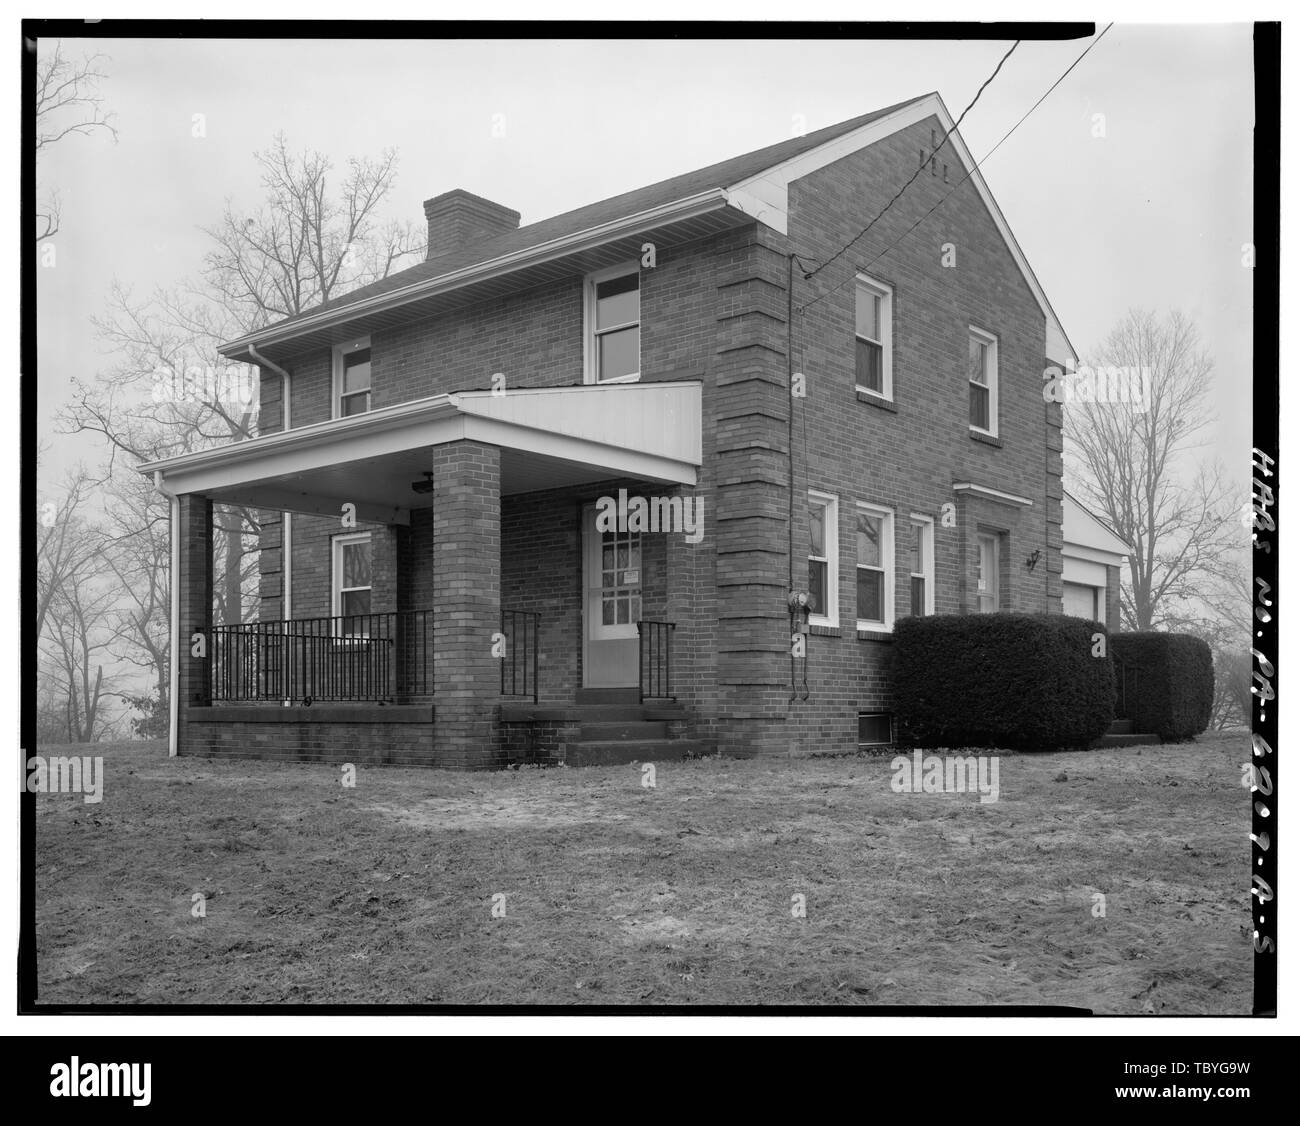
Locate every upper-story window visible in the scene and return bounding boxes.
[855,275,893,398]
[585,264,640,384]
[968,326,998,436]
[807,492,838,627]
[334,336,372,418]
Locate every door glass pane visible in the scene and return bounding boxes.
[602,600,615,625]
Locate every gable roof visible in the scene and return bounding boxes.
[1063,490,1132,557]
[220,92,1074,365]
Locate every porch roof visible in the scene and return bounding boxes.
[138,382,702,525]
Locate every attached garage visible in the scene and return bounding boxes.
[1061,492,1131,630]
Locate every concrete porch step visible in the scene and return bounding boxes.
[1108,718,1135,735]
[565,739,701,767]
[1094,732,1161,747]
[578,720,669,741]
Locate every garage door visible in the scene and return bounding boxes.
[1063,581,1101,620]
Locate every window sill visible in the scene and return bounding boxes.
[856,628,895,642]
[808,623,841,637]
[970,429,1003,448]
[856,390,897,412]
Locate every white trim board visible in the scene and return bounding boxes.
[726,92,1076,366]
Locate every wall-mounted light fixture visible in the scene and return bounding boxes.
[1025,549,1042,571]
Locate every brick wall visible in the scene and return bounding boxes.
[244,118,1065,765]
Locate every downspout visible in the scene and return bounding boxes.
[248,344,292,620]
[153,471,180,758]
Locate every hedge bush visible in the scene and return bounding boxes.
[894,613,1114,751]
[1110,631,1214,741]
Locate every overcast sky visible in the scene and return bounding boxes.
[37,27,1256,495]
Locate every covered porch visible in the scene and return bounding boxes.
[142,382,703,769]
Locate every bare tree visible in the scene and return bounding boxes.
[35,39,118,241]
[37,500,120,744]
[37,468,99,641]
[59,137,423,724]
[1064,309,1240,630]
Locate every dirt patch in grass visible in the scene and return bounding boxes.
[33,736,1252,1010]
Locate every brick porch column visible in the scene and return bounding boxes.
[176,494,213,755]
[431,441,501,768]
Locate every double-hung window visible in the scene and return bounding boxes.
[807,492,838,626]
[334,337,372,417]
[855,502,894,631]
[855,276,893,398]
[332,532,373,631]
[907,515,935,617]
[968,327,998,435]
[586,265,640,383]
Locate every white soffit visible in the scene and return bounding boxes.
[725,93,1077,366]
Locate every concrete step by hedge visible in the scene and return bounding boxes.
[565,739,701,767]
[1093,732,1161,747]
[1108,718,1135,735]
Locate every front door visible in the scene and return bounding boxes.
[582,505,641,687]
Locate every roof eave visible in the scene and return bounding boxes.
[218,188,734,362]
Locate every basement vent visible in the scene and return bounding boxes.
[858,711,894,748]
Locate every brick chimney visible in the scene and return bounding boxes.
[422,189,520,260]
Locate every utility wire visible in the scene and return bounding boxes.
[797,23,1114,316]
[802,40,1021,283]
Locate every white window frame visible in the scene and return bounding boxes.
[583,262,641,385]
[968,325,999,437]
[907,513,935,617]
[331,531,373,628]
[976,532,1001,613]
[332,335,372,419]
[854,274,893,399]
[807,491,839,628]
[855,501,895,633]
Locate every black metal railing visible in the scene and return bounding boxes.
[500,609,540,702]
[637,620,676,702]
[1114,654,1133,719]
[212,608,434,704]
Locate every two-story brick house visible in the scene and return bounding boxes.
[142,91,1085,769]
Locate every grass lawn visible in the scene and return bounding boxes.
[34,733,1252,1011]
